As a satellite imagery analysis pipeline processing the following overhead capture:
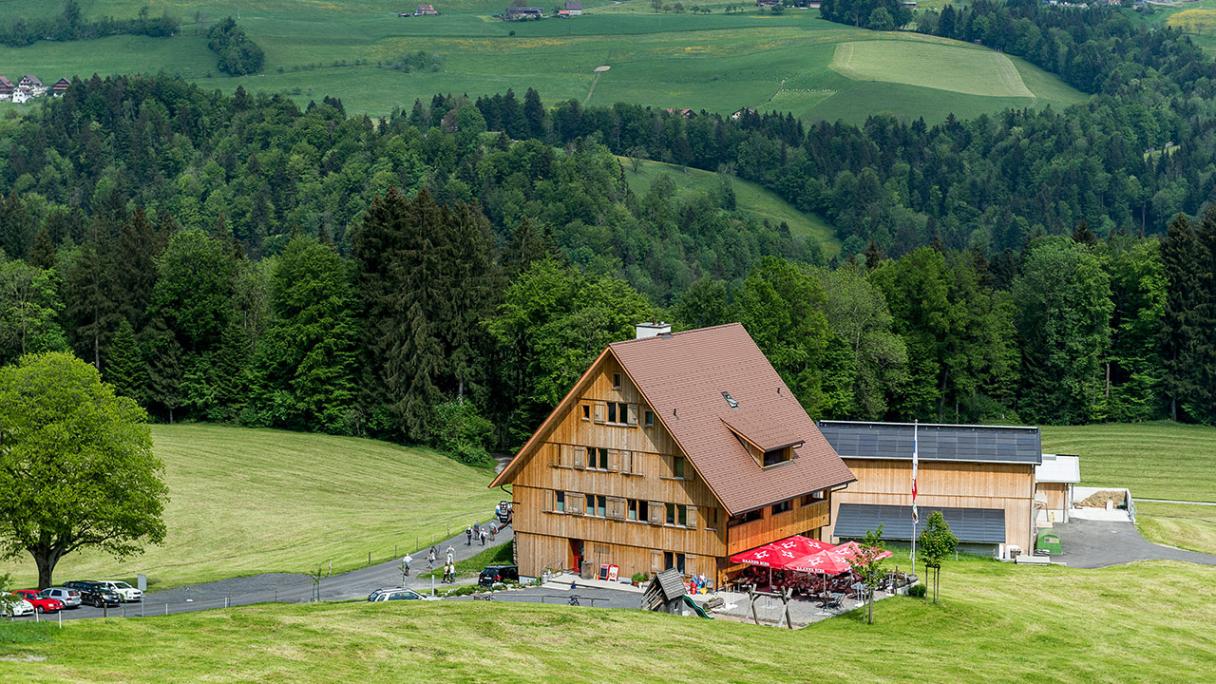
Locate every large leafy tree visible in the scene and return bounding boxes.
[0,258,68,365]
[249,237,360,433]
[1103,238,1166,421]
[150,229,237,353]
[872,248,1017,422]
[1013,237,1113,424]
[816,263,907,420]
[737,257,852,417]
[487,258,654,446]
[0,353,168,588]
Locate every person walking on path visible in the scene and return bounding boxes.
[402,553,412,577]
[445,546,455,567]
[466,526,473,546]
[490,522,498,541]
[479,528,487,546]
[427,547,437,569]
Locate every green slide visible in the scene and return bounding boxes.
[682,595,712,619]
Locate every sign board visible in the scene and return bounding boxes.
[137,574,147,592]
[607,564,619,582]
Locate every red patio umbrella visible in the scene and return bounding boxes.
[728,535,836,569]
[789,541,894,576]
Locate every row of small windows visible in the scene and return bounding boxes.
[728,490,828,526]
[553,446,691,481]
[550,490,718,530]
[581,401,654,428]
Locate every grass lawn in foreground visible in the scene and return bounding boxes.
[0,2,1086,123]
[619,157,840,257]
[1,556,1213,681]
[1040,421,1216,502]
[0,424,500,591]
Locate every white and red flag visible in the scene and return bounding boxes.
[911,420,919,526]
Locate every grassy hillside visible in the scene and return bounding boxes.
[1041,421,1216,555]
[620,157,840,257]
[2,557,1213,681]
[0,424,500,590]
[1136,503,1216,555]
[1040,421,1216,502]
[0,2,1086,123]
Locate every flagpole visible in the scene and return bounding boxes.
[911,420,918,571]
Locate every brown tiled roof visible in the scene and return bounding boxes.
[608,323,854,514]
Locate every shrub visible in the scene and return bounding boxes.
[907,583,927,598]
[385,50,444,73]
[431,400,495,467]
[207,17,265,75]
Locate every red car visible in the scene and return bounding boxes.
[13,589,64,614]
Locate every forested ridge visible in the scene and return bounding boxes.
[3,1,1216,461]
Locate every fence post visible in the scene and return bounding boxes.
[34,609,39,623]
[164,603,168,616]
[141,601,145,618]
[368,551,372,566]
[122,603,126,618]
[58,610,62,628]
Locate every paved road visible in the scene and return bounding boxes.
[47,522,513,621]
[1051,519,1216,568]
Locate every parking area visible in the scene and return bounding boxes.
[1050,519,1216,568]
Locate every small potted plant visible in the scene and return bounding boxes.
[631,572,648,587]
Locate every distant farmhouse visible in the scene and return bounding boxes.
[505,6,545,20]
[399,4,439,16]
[1,74,67,103]
[558,1,583,16]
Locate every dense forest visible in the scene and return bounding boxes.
[3,1,1216,462]
[0,0,177,48]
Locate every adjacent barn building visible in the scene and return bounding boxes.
[819,421,1042,556]
[491,323,856,584]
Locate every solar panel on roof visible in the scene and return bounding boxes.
[818,421,1041,464]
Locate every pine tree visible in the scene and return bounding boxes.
[142,317,184,423]
[104,319,147,404]
[523,88,545,140]
[1161,214,1210,422]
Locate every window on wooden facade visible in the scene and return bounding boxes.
[584,494,606,517]
[672,455,686,479]
[606,402,629,424]
[612,372,622,389]
[772,500,792,515]
[644,410,654,427]
[665,503,688,527]
[581,404,590,421]
[800,490,826,507]
[729,509,763,526]
[627,499,649,522]
[663,551,686,574]
[705,507,719,530]
[556,491,565,512]
[584,446,608,470]
[763,446,791,467]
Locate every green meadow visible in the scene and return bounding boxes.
[1,556,1213,681]
[620,157,840,256]
[0,1,1086,123]
[1041,421,1216,555]
[0,424,500,591]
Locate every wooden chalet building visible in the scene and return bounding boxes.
[818,421,1042,555]
[490,323,855,584]
[0,76,13,101]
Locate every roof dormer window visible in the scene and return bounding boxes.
[721,391,738,409]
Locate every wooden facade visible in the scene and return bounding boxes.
[1035,481,1071,523]
[507,354,834,584]
[824,459,1036,552]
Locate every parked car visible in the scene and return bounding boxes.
[68,582,121,608]
[495,500,513,525]
[98,580,142,602]
[13,589,64,614]
[2,595,35,617]
[40,587,82,609]
[478,564,519,587]
[367,587,435,602]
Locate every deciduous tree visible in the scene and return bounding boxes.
[0,353,168,589]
